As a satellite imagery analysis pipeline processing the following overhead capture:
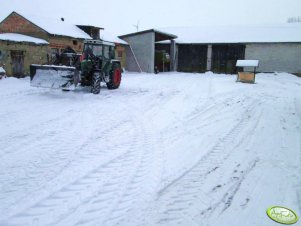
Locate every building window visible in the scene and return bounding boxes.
[73,40,78,46]
[117,50,123,58]
[51,48,60,63]
[51,48,60,57]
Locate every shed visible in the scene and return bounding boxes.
[0,33,48,77]
[119,29,177,73]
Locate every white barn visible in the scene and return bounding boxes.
[120,24,301,74]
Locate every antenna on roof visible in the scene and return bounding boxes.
[133,20,140,32]
[61,17,64,22]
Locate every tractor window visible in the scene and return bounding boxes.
[84,44,103,57]
[110,47,115,59]
[92,45,103,56]
[103,46,110,59]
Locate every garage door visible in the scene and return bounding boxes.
[178,44,207,73]
[212,45,245,74]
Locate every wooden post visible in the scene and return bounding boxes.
[206,45,212,71]
[170,40,176,71]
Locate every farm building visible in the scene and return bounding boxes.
[119,24,301,74]
[0,11,91,57]
[119,29,177,73]
[0,33,48,77]
[0,11,128,75]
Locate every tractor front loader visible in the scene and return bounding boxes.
[30,40,122,94]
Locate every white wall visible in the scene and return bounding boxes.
[123,32,155,73]
[245,43,301,73]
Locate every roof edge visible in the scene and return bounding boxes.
[119,29,177,39]
[157,41,301,45]
[0,32,49,45]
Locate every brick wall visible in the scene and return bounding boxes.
[49,36,84,53]
[0,12,48,40]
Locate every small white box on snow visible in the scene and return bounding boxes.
[236,60,259,84]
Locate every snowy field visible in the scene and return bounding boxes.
[0,72,300,226]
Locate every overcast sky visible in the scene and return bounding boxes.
[0,0,300,36]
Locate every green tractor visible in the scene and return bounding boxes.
[30,40,122,94]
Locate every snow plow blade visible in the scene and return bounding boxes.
[30,64,79,89]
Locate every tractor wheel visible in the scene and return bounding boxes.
[91,71,101,94]
[106,66,122,90]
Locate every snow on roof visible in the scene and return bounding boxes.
[100,30,128,45]
[236,60,259,67]
[15,11,92,39]
[119,29,177,40]
[0,33,48,44]
[157,24,301,44]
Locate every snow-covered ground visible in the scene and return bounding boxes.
[0,72,300,226]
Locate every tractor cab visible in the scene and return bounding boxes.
[81,40,116,74]
[82,40,115,60]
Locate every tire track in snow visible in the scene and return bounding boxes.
[0,90,93,159]
[0,87,42,100]
[0,99,136,221]
[0,107,82,158]
[158,93,258,186]
[215,96,301,226]
[201,158,259,217]
[150,97,263,226]
[1,100,161,226]
[160,94,252,150]
[64,103,162,226]
[0,108,86,215]
[0,85,157,221]
[2,149,134,225]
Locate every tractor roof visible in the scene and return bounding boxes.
[84,39,115,46]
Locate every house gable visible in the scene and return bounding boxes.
[0,12,49,40]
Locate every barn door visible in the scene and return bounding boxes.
[212,45,245,74]
[11,51,24,77]
[178,44,207,73]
